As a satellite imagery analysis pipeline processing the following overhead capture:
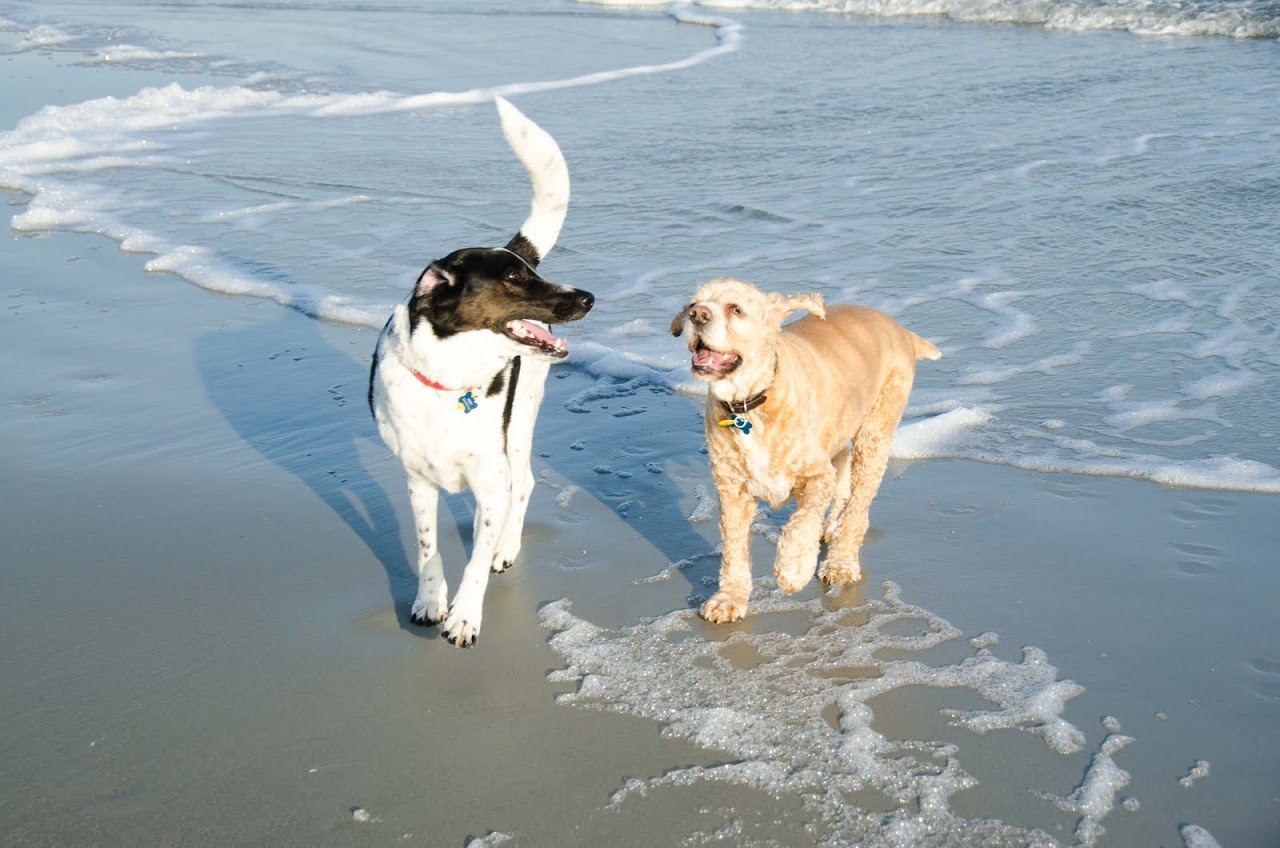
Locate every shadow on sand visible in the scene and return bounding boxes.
[193,311,426,626]
[194,309,733,631]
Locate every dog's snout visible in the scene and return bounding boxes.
[689,304,712,326]
[553,288,594,321]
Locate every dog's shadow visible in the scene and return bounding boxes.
[194,310,432,629]
[192,310,793,621]
[536,371,743,605]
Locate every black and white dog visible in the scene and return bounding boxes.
[368,98,593,647]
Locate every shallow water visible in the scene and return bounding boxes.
[2,0,1278,492]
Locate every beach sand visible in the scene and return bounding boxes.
[3,231,1278,846]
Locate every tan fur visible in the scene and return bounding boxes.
[672,277,940,622]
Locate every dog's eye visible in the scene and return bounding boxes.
[505,270,523,282]
[728,304,743,316]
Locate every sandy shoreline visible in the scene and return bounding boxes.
[3,231,1278,846]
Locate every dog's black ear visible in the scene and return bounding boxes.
[415,263,453,295]
[504,233,542,268]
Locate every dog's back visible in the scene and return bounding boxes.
[779,305,937,445]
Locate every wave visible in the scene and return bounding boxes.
[649,0,1280,39]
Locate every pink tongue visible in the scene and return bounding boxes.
[693,348,736,369]
[514,320,558,345]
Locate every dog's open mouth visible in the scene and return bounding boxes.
[692,342,741,376]
[506,319,569,358]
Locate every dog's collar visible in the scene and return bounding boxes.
[410,369,482,413]
[410,369,470,392]
[721,392,768,416]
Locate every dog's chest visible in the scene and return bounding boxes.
[720,426,795,507]
[373,351,512,493]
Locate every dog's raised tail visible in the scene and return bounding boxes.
[912,333,942,361]
[495,96,569,268]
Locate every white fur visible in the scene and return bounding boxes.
[372,312,551,646]
[495,96,569,261]
[368,97,576,647]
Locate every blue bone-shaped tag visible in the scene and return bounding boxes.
[457,391,479,413]
[718,414,752,435]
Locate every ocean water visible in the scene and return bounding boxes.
[2,0,1278,495]
[3,3,1279,846]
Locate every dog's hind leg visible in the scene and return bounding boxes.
[820,370,910,586]
[822,445,853,544]
[407,476,448,626]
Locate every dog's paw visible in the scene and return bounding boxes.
[441,611,481,648]
[819,558,862,586]
[700,592,748,623]
[491,559,515,574]
[409,610,440,627]
[774,563,815,595]
[409,594,447,628]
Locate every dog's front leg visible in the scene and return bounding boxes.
[441,470,510,648]
[493,467,534,573]
[406,475,448,627]
[774,471,835,594]
[700,479,757,623]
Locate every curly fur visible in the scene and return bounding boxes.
[672,277,940,622]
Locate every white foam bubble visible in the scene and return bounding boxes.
[956,342,1090,386]
[892,407,993,460]
[688,484,715,522]
[607,318,661,337]
[16,24,76,49]
[1117,315,1195,338]
[1038,724,1134,846]
[1192,323,1256,367]
[1129,279,1198,305]
[562,374,647,414]
[554,485,580,510]
[634,552,720,585]
[198,195,373,226]
[981,309,1036,349]
[95,45,201,63]
[1137,456,1280,493]
[688,0,1280,38]
[975,291,1037,349]
[968,631,998,649]
[1180,823,1223,848]
[1103,399,1223,433]
[541,582,1093,844]
[1179,758,1210,788]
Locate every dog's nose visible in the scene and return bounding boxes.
[577,291,595,312]
[689,304,712,326]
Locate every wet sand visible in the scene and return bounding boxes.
[2,232,1278,846]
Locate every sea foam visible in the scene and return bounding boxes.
[541,581,1115,846]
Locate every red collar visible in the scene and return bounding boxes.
[411,369,469,392]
